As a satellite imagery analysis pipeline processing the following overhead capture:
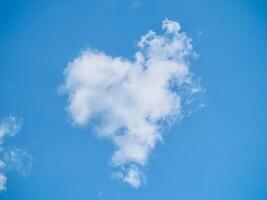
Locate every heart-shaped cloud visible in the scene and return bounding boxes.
[62,19,202,188]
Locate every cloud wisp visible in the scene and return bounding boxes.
[62,19,202,188]
[0,116,32,191]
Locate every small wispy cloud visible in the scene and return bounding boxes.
[131,0,141,9]
[62,19,202,188]
[0,116,32,191]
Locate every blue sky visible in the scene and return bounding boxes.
[0,0,267,199]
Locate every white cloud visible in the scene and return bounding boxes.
[111,165,142,188]
[0,161,6,191]
[131,0,141,9]
[122,166,142,188]
[62,19,202,187]
[3,148,32,177]
[0,116,31,191]
[0,116,21,141]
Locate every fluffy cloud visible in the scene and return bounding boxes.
[0,116,31,191]
[62,19,202,187]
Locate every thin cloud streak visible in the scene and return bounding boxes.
[0,116,32,191]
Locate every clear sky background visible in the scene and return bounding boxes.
[0,0,267,199]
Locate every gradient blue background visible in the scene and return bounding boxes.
[0,0,267,199]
